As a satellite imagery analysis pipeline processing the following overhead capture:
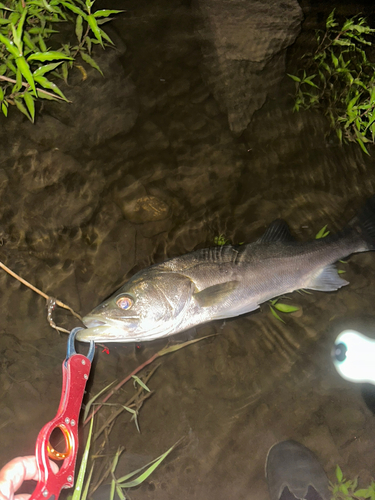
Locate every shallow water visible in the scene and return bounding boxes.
[1,0,375,499]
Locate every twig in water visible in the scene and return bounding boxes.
[0,260,82,333]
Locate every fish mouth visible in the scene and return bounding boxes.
[77,314,140,343]
[83,318,107,328]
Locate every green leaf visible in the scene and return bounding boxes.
[99,27,114,45]
[83,380,117,422]
[273,303,299,313]
[14,96,31,120]
[331,51,339,68]
[34,75,68,100]
[116,443,177,487]
[303,78,319,88]
[80,464,94,500]
[36,89,59,100]
[23,32,37,51]
[16,56,36,95]
[0,32,20,57]
[0,2,14,11]
[23,91,35,122]
[28,51,74,61]
[355,488,372,498]
[0,86,3,100]
[315,225,330,239]
[287,73,301,83]
[80,50,103,75]
[85,0,94,11]
[60,1,87,18]
[71,416,94,500]
[1,101,8,116]
[336,465,343,483]
[93,9,123,18]
[75,14,83,42]
[13,67,22,93]
[356,136,370,155]
[270,305,285,323]
[87,14,102,46]
[326,10,337,29]
[132,375,150,392]
[33,61,63,76]
[38,34,47,52]
[61,61,68,83]
[15,7,27,51]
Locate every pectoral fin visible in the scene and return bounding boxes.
[305,264,349,291]
[193,281,240,307]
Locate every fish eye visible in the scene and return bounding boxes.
[116,294,134,310]
[333,342,347,362]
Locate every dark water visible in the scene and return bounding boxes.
[1,0,375,499]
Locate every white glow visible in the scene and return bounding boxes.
[333,330,375,384]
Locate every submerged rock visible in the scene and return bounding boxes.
[194,0,303,133]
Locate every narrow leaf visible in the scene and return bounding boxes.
[80,51,103,75]
[336,465,343,483]
[287,73,301,82]
[15,7,27,50]
[0,32,20,57]
[33,61,63,76]
[117,443,177,486]
[93,9,124,18]
[71,416,94,500]
[1,101,8,116]
[99,28,114,45]
[28,51,74,61]
[23,91,35,122]
[61,1,87,18]
[14,96,31,120]
[356,136,370,155]
[75,14,83,42]
[315,225,329,239]
[132,375,150,392]
[270,305,286,324]
[16,56,36,95]
[158,334,216,356]
[34,75,68,100]
[83,380,117,422]
[87,14,102,46]
[273,303,299,313]
[38,34,47,52]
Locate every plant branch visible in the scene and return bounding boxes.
[0,260,82,321]
[0,74,70,102]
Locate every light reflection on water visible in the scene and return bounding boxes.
[1,0,375,499]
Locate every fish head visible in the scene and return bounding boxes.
[77,271,195,342]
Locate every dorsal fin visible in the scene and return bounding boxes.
[257,219,295,243]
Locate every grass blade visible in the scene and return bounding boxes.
[71,416,94,500]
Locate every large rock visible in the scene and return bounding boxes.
[194,0,303,134]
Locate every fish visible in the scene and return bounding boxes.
[77,196,375,343]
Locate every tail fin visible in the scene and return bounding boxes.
[347,195,375,251]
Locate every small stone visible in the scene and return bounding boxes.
[120,195,170,223]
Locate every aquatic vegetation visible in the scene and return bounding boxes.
[69,416,177,500]
[330,465,375,499]
[315,225,330,239]
[268,297,299,324]
[289,10,375,154]
[214,234,229,246]
[0,0,122,121]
